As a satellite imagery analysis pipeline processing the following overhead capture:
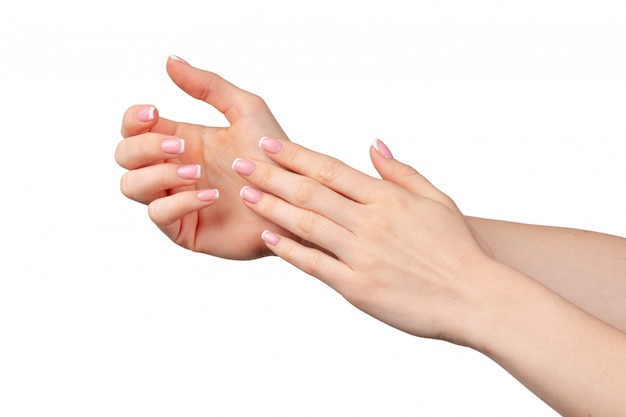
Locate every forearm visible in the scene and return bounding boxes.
[466,216,626,332]
[468,261,626,417]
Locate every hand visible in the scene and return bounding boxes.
[232,137,496,343]
[115,56,290,259]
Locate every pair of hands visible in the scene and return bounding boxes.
[116,57,494,343]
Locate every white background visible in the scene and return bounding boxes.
[1,1,624,416]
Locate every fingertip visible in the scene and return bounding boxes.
[371,138,393,159]
[197,188,220,202]
[121,105,159,137]
[136,105,156,122]
[168,54,190,65]
[259,136,284,154]
[261,230,281,246]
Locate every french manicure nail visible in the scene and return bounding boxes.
[177,164,201,179]
[258,137,283,154]
[232,158,256,176]
[137,106,155,122]
[261,230,280,245]
[169,54,190,65]
[197,189,220,201]
[161,138,185,154]
[372,138,393,159]
[240,186,262,204]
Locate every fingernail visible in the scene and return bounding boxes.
[258,137,283,154]
[240,186,262,204]
[232,158,256,176]
[197,189,220,202]
[137,106,155,122]
[372,138,393,159]
[169,54,190,65]
[161,138,185,154]
[261,230,280,245]
[177,164,201,179]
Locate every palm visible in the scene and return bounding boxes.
[119,59,295,260]
[165,112,289,259]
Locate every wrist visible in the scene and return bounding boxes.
[444,258,542,351]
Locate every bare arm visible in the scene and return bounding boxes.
[232,138,626,416]
[467,217,626,332]
[472,261,626,417]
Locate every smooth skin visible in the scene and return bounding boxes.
[116,57,626,416]
[116,56,289,259]
[233,137,626,417]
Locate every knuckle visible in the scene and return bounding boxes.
[398,163,420,178]
[316,157,342,184]
[257,164,274,186]
[247,93,268,109]
[360,210,389,238]
[304,250,325,276]
[147,201,161,224]
[119,172,134,199]
[282,144,302,167]
[147,198,177,227]
[296,211,317,235]
[114,143,125,166]
[260,194,278,217]
[293,180,318,205]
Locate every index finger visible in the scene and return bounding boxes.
[120,104,181,138]
[258,137,384,204]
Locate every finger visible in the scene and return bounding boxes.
[115,132,186,169]
[148,189,219,229]
[369,139,445,202]
[258,137,384,204]
[239,186,356,263]
[121,104,185,138]
[166,56,272,124]
[120,163,203,204]
[232,157,362,230]
[121,105,159,138]
[260,230,353,294]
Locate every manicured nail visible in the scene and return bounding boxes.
[372,138,393,159]
[258,137,283,154]
[169,54,190,65]
[232,158,256,176]
[137,106,155,122]
[161,138,185,154]
[197,189,220,202]
[240,186,262,204]
[177,164,201,179]
[261,230,280,245]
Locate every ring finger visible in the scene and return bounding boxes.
[239,186,356,262]
[120,163,203,204]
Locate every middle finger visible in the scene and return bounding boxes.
[232,157,363,231]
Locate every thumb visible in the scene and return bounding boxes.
[370,139,443,200]
[165,55,269,124]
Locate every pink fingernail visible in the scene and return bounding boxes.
[258,137,283,154]
[169,54,190,65]
[372,138,393,159]
[232,158,256,176]
[178,164,201,179]
[261,230,280,245]
[161,138,185,154]
[197,189,220,201]
[240,186,262,204]
[137,106,155,122]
